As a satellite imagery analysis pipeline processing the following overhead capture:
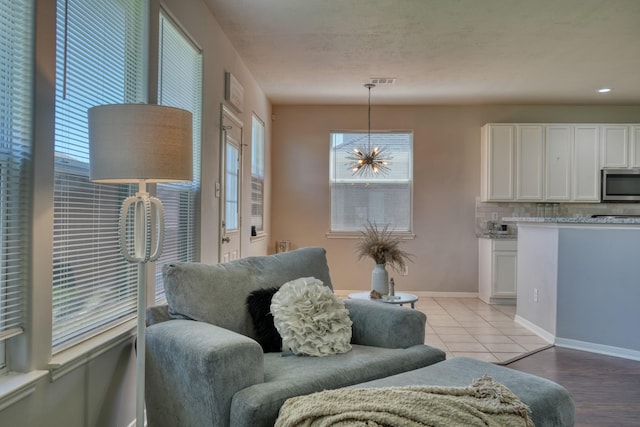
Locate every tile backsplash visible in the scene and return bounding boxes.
[475,198,640,236]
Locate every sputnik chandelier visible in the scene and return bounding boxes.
[346,83,392,177]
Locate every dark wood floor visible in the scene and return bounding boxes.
[505,346,640,427]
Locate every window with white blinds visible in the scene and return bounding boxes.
[154,11,202,302]
[0,0,33,367]
[251,115,265,233]
[330,131,413,232]
[52,0,145,351]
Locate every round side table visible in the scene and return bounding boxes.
[348,291,418,309]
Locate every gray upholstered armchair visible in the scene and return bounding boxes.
[144,247,445,427]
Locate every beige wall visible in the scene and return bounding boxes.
[271,104,640,293]
[155,0,272,262]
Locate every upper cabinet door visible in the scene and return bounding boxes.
[631,126,640,168]
[573,126,600,202]
[481,125,515,201]
[545,125,572,201]
[516,125,544,201]
[600,125,629,168]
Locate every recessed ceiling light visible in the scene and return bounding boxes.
[598,88,612,93]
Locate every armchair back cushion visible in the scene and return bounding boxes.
[163,247,333,338]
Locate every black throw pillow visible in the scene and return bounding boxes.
[246,287,282,352]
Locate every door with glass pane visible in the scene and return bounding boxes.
[220,107,243,262]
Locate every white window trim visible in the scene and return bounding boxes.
[329,130,414,234]
[2,0,147,379]
[48,320,136,381]
[325,231,416,240]
[0,320,134,409]
[0,370,48,412]
[154,9,203,302]
[250,113,266,236]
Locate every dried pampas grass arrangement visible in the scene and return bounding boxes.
[355,221,413,274]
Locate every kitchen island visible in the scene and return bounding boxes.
[504,217,640,361]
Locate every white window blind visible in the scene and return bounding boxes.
[52,0,145,351]
[251,115,265,233]
[330,131,413,232]
[154,12,202,302]
[0,0,33,367]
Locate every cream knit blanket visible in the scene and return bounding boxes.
[275,375,534,427]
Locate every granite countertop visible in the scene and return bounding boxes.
[503,216,640,224]
[477,232,517,239]
[478,216,640,240]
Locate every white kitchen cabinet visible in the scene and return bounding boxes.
[479,238,517,304]
[481,122,639,203]
[481,124,515,201]
[573,126,600,201]
[632,126,640,168]
[545,125,572,201]
[600,125,629,168]
[516,125,544,200]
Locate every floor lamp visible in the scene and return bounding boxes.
[88,104,193,427]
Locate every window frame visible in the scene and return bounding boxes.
[153,9,203,302]
[250,113,266,236]
[328,130,414,236]
[0,0,34,371]
[51,0,146,353]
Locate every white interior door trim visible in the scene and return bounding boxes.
[219,104,244,262]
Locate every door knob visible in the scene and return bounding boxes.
[221,236,230,243]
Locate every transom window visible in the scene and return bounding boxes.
[330,131,413,233]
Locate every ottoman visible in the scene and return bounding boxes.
[351,357,574,427]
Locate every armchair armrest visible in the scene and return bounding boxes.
[145,319,264,427]
[146,304,171,326]
[344,299,426,348]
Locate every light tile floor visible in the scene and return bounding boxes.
[414,297,550,363]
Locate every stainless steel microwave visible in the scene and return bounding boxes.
[601,168,640,202]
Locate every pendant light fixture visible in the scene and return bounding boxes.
[346,83,392,177]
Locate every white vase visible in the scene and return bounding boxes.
[371,264,389,295]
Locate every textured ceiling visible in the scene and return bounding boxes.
[204,0,640,105]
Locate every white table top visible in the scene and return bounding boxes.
[348,291,418,305]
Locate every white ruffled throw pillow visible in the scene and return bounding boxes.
[271,277,352,357]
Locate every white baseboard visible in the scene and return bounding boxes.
[511,317,640,362]
[514,315,555,343]
[412,291,479,298]
[555,338,640,362]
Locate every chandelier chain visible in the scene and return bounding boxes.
[345,83,392,177]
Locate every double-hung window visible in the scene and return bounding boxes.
[251,115,265,234]
[154,11,202,301]
[52,0,145,351]
[330,131,413,233]
[0,0,34,369]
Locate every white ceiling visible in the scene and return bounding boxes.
[204,0,640,105]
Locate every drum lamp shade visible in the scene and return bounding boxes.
[88,104,193,183]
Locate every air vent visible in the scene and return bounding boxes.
[368,77,396,86]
